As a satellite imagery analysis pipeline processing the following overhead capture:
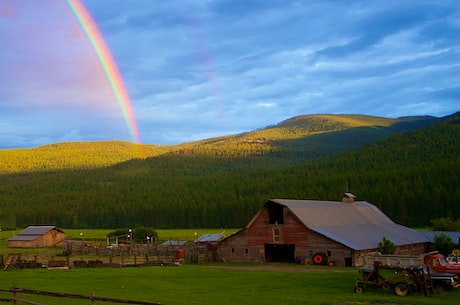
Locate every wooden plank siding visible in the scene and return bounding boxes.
[305,230,352,266]
[218,205,314,264]
[8,229,65,248]
[217,201,429,267]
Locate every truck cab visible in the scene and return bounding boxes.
[424,253,460,275]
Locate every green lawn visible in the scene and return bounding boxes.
[0,265,458,305]
[0,229,458,304]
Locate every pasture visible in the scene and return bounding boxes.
[0,228,459,304]
[0,264,459,305]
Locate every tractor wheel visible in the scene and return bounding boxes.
[394,283,409,297]
[354,285,364,293]
[312,252,327,265]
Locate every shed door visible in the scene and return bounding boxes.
[265,244,295,262]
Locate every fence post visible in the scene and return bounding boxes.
[91,291,96,305]
[12,284,17,305]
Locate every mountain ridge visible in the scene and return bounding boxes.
[0,112,458,229]
[0,113,441,174]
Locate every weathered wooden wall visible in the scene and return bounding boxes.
[7,229,65,248]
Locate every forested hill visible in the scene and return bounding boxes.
[0,112,457,230]
[0,141,172,174]
[0,114,438,173]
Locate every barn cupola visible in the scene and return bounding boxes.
[341,192,356,204]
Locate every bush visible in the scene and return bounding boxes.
[433,233,456,256]
[377,236,395,254]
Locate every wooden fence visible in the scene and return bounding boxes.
[1,243,216,270]
[0,286,162,305]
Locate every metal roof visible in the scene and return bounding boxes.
[7,235,40,242]
[420,231,460,244]
[8,225,63,242]
[161,240,188,246]
[269,199,429,250]
[195,233,224,243]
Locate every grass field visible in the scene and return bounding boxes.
[0,264,459,305]
[48,228,239,242]
[0,229,459,305]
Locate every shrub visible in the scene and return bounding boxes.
[377,236,395,254]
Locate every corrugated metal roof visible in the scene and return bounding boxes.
[7,226,63,242]
[195,233,224,243]
[161,240,188,246]
[421,231,460,244]
[7,235,40,242]
[18,226,62,235]
[270,199,429,250]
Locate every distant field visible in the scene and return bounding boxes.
[0,228,240,254]
[0,264,458,305]
[64,228,240,242]
[1,228,239,241]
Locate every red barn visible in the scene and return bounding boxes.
[217,195,429,267]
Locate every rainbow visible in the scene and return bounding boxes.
[66,0,141,143]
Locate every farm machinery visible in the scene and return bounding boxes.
[355,261,435,297]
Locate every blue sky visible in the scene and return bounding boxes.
[1,0,458,148]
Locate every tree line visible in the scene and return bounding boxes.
[0,113,457,230]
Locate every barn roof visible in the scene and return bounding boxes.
[161,240,188,246]
[195,233,224,243]
[8,225,63,242]
[269,199,429,250]
[420,231,460,244]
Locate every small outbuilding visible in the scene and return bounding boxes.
[217,196,430,267]
[7,225,65,248]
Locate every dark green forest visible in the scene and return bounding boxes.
[0,113,458,229]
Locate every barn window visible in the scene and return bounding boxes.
[268,203,284,224]
[273,228,280,242]
[245,248,249,255]
[231,248,235,253]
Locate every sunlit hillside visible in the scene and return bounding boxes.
[188,114,437,145]
[0,141,173,173]
[172,114,438,160]
[0,114,438,174]
[0,112,457,229]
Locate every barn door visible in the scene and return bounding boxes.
[264,244,295,262]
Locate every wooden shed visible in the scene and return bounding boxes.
[217,196,429,267]
[7,226,65,248]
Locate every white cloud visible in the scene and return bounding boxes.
[0,0,458,147]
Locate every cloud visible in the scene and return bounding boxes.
[0,0,458,147]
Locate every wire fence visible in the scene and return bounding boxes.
[0,286,163,305]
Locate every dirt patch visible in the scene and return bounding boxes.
[341,303,402,305]
[205,264,357,273]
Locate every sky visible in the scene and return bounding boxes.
[1,0,459,148]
